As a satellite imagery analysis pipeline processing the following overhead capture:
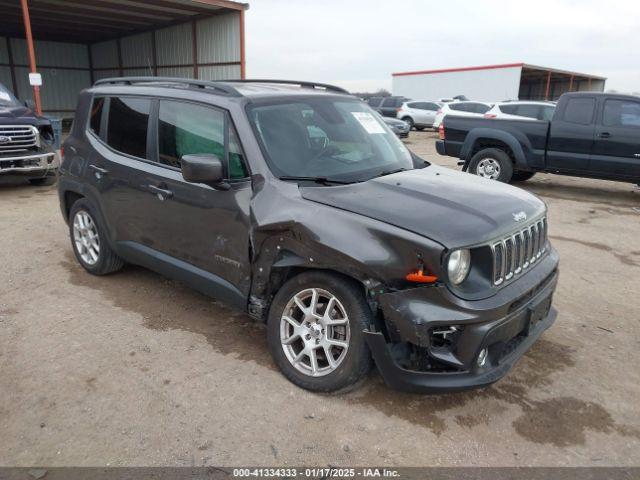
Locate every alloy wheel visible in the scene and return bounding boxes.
[279,288,350,377]
[72,210,100,265]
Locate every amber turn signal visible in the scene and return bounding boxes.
[406,269,437,284]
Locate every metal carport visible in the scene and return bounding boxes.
[0,0,248,117]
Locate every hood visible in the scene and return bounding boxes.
[0,105,43,126]
[300,166,546,247]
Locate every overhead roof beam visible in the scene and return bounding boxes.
[0,2,155,25]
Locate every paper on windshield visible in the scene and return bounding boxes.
[351,111,386,134]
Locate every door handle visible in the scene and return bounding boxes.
[147,184,173,200]
[89,164,108,178]
[598,132,612,138]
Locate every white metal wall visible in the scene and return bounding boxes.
[393,66,523,102]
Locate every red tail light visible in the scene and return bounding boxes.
[438,123,445,140]
[396,107,402,112]
[484,113,497,119]
[60,146,65,158]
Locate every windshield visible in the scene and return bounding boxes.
[247,98,414,182]
[0,83,20,108]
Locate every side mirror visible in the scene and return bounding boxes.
[181,154,227,188]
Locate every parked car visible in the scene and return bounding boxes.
[397,101,443,130]
[59,77,558,394]
[432,101,493,129]
[367,96,410,117]
[436,92,640,184]
[0,82,57,185]
[484,101,556,121]
[380,115,410,138]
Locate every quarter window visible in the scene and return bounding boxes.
[563,98,595,125]
[89,97,104,136]
[603,99,640,127]
[106,97,150,158]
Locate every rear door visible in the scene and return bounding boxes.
[589,97,640,179]
[379,97,398,117]
[546,96,596,172]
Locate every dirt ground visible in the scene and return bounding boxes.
[1,131,639,467]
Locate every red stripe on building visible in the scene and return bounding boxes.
[392,63,525,77]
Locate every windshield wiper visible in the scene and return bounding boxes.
[370,167,407,180]
[279,176,354,185]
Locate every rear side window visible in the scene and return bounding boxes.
[107,97,150,158]
[368,97,382,107]
[89,97,104,136]
[603,99,640,127]
[381,98,397,107]
[499,104,517,114]
[563,98,595,125]
[158,100,248,179]
[425,102,440,111]
[515,104,541,119]
[474,103,491,114]
[448,103,466,112]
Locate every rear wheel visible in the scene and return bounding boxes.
[267,271,373,392]
[69,199,124,275]
[511,171,536,182]
[468,148,513,183]
[401,117,414,130]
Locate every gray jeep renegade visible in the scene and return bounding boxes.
[58,78,559,393]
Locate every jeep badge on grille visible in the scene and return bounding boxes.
[512,211,527,222]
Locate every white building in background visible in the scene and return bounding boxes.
[392,62,606,102]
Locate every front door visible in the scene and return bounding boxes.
[589,97,640,179]
[94,95,253,302]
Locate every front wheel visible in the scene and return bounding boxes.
[267,271,373,392]
[468,148,513,183]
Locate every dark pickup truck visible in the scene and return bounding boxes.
[436,92,640,184]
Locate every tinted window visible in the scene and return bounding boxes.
[89,97,104,136]
[407,102,420,109]
[563,97,595,125]
[540,105,556,121]
[425,102,440,111]
[107,97,150,158]
[474,103,491,114]
[381,98,397,107]
[499,104,517,114]
[448,103,467,112]
[368,97,382,107]
[158,101,224,168]
[603,99,640,127]
[515,104,541,119]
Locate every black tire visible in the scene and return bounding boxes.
[401,116,414,130]
[69,198,124,275]
[468,148,514,183]
[511,171,536,182]
[267,271,373,393]
[29,176,56,186]
[415,126,425,131]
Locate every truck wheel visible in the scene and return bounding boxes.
[267,271,373,393]
[69,199,124,276]
[511,171,536,182]
[29,176,56,186]
[401,117,414,130]
[469,148,513,183]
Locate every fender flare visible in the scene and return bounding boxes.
[461,128,530,171]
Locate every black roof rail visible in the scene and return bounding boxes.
[221,79,350,94]
[93,76,242,97]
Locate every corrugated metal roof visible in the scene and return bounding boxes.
[0,0,248,43]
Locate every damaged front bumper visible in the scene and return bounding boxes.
[367,249,559,393]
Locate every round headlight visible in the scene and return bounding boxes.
[447,249,471,285]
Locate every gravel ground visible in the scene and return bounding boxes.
[1,131,639,467]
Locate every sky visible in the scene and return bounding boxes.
[245,0,640,94]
